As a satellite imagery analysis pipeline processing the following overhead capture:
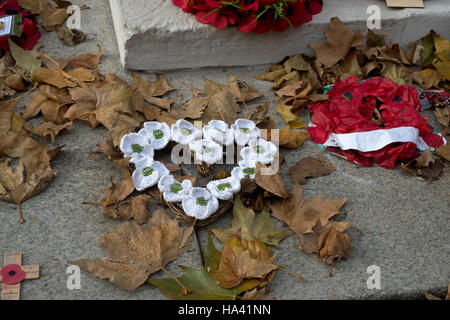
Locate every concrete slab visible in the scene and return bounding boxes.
[0,0,448,300]
[109,0,450,71]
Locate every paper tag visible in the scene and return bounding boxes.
[386,0,424,8]
[0,15,13,37]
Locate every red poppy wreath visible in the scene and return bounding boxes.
[307,76,446,169]
[172,0,323,33]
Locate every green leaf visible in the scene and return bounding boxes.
[149,266,238,300]
[8,38,41,74]
[211,196,291,247]
[204,233,221,273]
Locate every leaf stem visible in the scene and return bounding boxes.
[161,266,192,295]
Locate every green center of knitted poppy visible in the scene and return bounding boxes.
[218,183,232,191]
[196,197,208,206]
[181,128,192,136]
[142,167,153,177]
[170,183,183,194]
[153,129,164,140]
[132,144,143,153]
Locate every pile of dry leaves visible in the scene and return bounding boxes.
[0,10,448,300]
[257,17,449,179]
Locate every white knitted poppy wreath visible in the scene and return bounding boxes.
[120,118,278,226]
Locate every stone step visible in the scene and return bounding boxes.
[109,0,450,71]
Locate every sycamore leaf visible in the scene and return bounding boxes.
[24,121,72,143]
[200,89,241,125]
[56,26,86,46]
[256,69,286,82]
[103,194,151,225]
[380,61,409,85]
[101,175,135,207]
[283,54,309,73]
[289,156,336,185]
[70,209,194,291]
[255,163,289,198]
[132,74,174,109]
[211,196,290,247]
[31,67,77,88]
[276,104,306,129]
[269,183,348,237]
[242,103,269,125]
[401,150,444,182]
[413,68,444,89]
[435,144,450,162]
[309,17,363,69]
[150,266,239,300]
[205,234,275,294]
[278,127,309,149]
[209,236,278,289]
[8,38,41,74]
[170,97,208,120]
[66,45,102,69]
[317,224,351,265]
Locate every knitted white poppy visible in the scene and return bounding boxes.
[203,120,235,146]
[182,187,219,220]
[171,119,202,145]
[189,139,223,165]
[207,176,241,201]
[132,158,170,191]
[119,132,154,163]
[231,158,257,180]
[245,138,278,164]
[231,118,260,146]
[158,175,193,202]
[140,121,171,150]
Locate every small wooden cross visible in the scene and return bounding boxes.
[0,252,39,300]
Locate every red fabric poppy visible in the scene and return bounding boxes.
[205,0,222,9]
[0,0,41,54]
[239,0,259,12]
[308,76,445,169]
[196,10,228,29]
[271,0,308,32]
[305,0,323,15]
[174,0,323,33]
[0,264,26,285]
[260,0,278,5]
[238,14,258,33]
[173,0,208,12]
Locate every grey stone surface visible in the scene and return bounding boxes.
[109,0,450,71]
[0,0,449,300]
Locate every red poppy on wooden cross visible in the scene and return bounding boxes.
[0,252,39,300]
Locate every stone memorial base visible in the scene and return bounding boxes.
[109,0,450,71]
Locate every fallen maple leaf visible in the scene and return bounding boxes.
[70,208,194,291]
[401,150,445,182]
[255,163,289,198]
[103,194,151,225]
[101,175,135,207]
[209,236,278,289]
[289,156,336,185]
[150,266,240,300]
[309,17,363,69]
[211,196,290,247]
[269,183,348,238]
[278,127,309,149]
